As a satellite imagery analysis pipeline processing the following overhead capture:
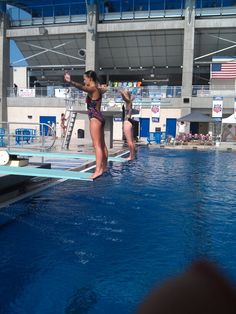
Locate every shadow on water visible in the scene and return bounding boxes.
[65,287,97,314]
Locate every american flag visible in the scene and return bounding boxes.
[211,62,236,79]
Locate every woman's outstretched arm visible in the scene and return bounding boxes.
[64,72,96,93]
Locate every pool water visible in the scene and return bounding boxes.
[0,147,236,314]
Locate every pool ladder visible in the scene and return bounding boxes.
[62,109,77,150]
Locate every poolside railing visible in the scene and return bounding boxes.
[0,122,56,151]
[7,85,236,99]
[192,85,236,97]
[7,86,182,99]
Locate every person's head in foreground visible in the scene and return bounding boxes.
[137,260,236,314]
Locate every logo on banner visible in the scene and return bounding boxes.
[151,106,160,114]
[213,105,222,113]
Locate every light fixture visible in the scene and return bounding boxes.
[78,49,86,58]
[180,65,183,68]
[152,66,155,69]
[166,65,169,68]
[99,67,102,70]
[129,67,131,69]
[140,66,143,69]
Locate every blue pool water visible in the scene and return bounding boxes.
[0,147,236,314]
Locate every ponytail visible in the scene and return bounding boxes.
[84,70,99,83]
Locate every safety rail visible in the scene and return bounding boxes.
[6,0,236,27]
[8,85,236,99]
[0,122,56,151]
[192,85,236,97]
[7,1,87,27]
[7,86,182,99]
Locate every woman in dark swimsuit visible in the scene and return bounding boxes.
[64,70,108,179]
[121,90,135,160]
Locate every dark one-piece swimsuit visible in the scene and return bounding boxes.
[86,95,105,126]
[122,104,135,125]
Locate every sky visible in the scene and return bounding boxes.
[10,40,27,66]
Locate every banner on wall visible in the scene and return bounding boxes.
[212,96,223,118]
[234,98,236,119]
[151,99,161,123]
[18,88,35,97]
[55,88,68,98]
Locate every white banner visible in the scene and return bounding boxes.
[234,98,236,119]
[212,96,223,118]
[151,105,160,119]
[18,88,35,97]
[55,88,68,98]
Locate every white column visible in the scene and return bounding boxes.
[182,0,195,102]
[86,4,97,71]
[0,12,10,122]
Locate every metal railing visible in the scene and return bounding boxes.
[0,122,56,151]
[6,0,236,26]
[7,86,182,99]
[99,0,185,20]
[8,85,236,99]
[7,1,87,27]
[192,85,236,97]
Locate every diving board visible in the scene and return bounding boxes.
[7,150,127,163]
[0,166,93,181]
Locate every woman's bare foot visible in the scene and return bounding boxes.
[126,156,135,161]
[91,170,103,179]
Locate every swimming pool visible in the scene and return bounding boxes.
[0,147,236,314]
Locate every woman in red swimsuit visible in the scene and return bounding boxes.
[64,70,108,179]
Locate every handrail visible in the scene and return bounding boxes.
[0,121,56,151]
[7,86,182,99]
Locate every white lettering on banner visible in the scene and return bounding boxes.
[212,96,223,118]
[18,89,35,97]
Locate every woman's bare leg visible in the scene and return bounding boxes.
[101,127,108,172]
[124,121,135,160]
[90,118,104,179]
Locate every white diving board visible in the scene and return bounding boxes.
[0,166,93,181]
[7,150,127,162]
